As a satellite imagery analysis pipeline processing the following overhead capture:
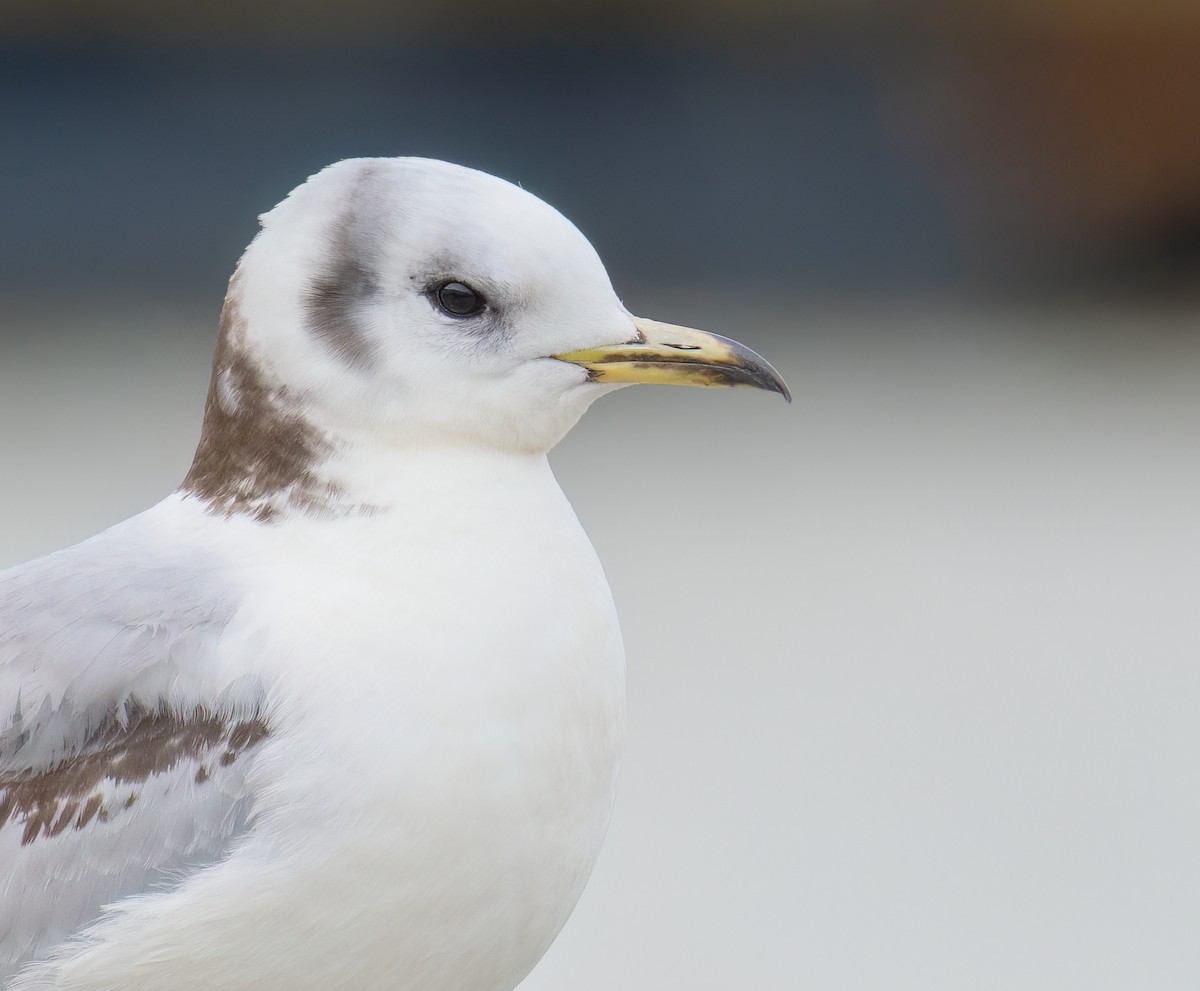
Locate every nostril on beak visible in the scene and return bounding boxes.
[665,343,702,351]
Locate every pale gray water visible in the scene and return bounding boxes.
[2,294,1198,989]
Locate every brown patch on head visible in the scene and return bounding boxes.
[181,282,342,522]
[0,704,270,846]
[303,162,394,368]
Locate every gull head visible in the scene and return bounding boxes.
[183,158,788,517]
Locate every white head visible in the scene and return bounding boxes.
[182,158,787,519]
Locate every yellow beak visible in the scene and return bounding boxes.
[554,316,790,401]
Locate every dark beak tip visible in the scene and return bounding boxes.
[733,340,790,403]
[769,375,793,403]
[754,366,791,403]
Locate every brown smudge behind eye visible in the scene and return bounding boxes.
[0,704,271,846]
[304,163,385,369]
[305,251,381,368]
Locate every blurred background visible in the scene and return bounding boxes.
[2,2,1199,988]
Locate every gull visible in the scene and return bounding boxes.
[0,158,788,991]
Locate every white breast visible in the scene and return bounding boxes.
[39,451,626,991]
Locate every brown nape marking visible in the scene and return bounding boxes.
[181,284,341,522]
[0,705,270,846]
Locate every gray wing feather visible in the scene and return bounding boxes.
[0,513,267,980]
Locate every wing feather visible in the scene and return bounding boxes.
[0,510,268,980]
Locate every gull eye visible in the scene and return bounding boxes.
[432,280,486,318]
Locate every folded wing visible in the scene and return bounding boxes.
[0,515,268,980]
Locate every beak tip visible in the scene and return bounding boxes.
[754,364,791,403]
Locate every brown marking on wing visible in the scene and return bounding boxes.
[76,793,102,828]
[180,280,341,523]
[0,705,270,846]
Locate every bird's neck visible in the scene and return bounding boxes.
[180,330,554,523]
[181,293,562,523]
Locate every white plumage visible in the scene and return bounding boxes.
[0,158,786,991]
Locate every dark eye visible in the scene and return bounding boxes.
[432,280,486,317]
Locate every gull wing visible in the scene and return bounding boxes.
[0,512,268,981]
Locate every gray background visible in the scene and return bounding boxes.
[2,2,1199,988]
